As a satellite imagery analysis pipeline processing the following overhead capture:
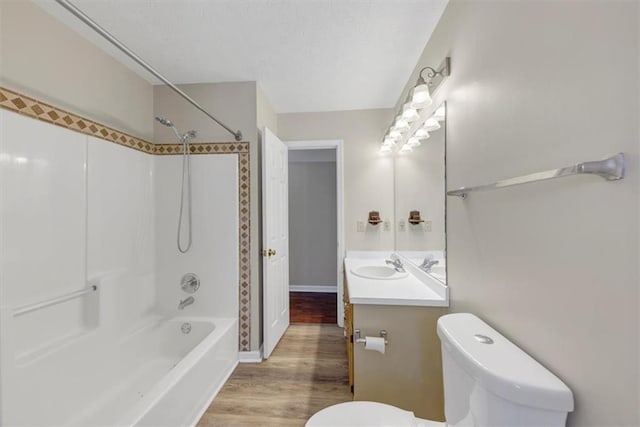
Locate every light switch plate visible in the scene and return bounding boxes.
[423,220,432,232]
[383,219,390,231]
[357,221,365,232]
[398,219,406,232]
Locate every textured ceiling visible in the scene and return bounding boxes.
[36,0,448,113]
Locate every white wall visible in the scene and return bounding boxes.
[278,109,395,251]
[0,1,154,141]
[257,84,278,135]
[154,154,238,319]
[288,159,337,289]
[397,1,639,425]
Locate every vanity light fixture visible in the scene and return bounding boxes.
[406,137,421,148]
[433,105,446,122]
[379,57,450,155]
[422,117,441,132]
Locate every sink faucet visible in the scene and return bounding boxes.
[178,296,195,310]
[420,256,439,272]
[385,257,405,272]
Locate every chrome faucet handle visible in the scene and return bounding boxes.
[181,273,200,294]
[386,257,405,272]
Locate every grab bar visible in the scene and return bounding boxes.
[447,153,625,199]
[12,285,98,317]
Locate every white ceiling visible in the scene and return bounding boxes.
[35,0,448,113]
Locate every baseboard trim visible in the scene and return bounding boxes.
[239,345,263,363]
[289,285,337,293]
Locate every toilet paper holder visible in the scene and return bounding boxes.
[354,329,388,346]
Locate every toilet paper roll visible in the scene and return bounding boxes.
[364,336,386,354]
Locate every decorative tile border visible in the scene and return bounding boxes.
[156,142,252,351]
[238,152,251,350]
[0,86,252,352]
[155,142,249,155]
[0,86,154,154]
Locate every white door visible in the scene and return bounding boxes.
[262,127,289,359]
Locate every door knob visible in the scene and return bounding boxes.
[268,248,276,256]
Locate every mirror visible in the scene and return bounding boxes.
[394,102,446,284]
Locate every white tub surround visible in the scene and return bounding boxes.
[344,252,448,307]
[154,154,239,319]
[0,105,241,426]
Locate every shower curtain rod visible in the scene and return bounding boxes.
[54,0,243,142]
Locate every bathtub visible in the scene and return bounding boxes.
[1,312,238,426]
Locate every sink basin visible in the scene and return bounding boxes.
[351,265,408,280]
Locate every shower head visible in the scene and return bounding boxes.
[155,116,174,127]
[155,116,197,143]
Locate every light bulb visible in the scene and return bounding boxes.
[399,144,413,153]
[394,118,410,130]
[423,117,441,131]
[383,137,397,146]
[379,145,392,154]
[401,103,419,122]
[407,137,421,147]
[388,130,402,140]
[433,105,446,121]
[414,128,430,139]
[410,83,432,108]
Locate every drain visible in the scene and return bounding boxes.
[181,322,192,334]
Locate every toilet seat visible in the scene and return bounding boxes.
[305,401,444,427]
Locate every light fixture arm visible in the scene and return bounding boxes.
[417,66,440,83]
[416,58,451,86]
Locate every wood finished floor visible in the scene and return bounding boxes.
[290,292,337,324]
[197,324,352,426]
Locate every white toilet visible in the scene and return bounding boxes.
[306,313,574,426]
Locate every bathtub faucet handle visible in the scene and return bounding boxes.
[181,273,200,294]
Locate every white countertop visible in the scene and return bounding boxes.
[344,252,449,307]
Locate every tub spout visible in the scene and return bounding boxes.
[178,296,195,310]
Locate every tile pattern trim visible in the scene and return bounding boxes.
[0,86,154,154]
[155,143,249,155]
[0,86,252,351]
[156,143,253,351]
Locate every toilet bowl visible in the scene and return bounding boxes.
[306,401,443,426]
[306,313,574,427]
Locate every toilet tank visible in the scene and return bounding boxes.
[436,313,574,426]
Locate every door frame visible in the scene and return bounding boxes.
[286,139,345,327]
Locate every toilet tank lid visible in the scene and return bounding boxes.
[437,313,574,413]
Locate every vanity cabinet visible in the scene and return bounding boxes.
[343,283,354,392]
[344,280,447,421]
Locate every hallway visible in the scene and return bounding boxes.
[198,324,352,426]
